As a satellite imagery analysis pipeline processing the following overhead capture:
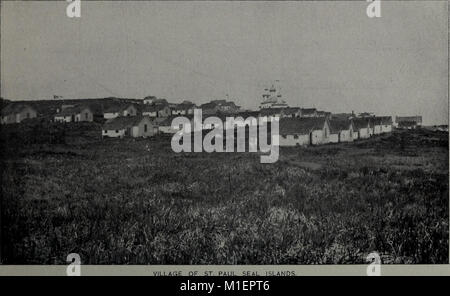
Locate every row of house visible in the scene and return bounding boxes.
[54,105,94,122]
[0,97,236,125]
[278,116,392,146]
[259,107,331,119]
[0,95,375,127]
[102,115,155,138]
[51,98,239,123]
[0,96,398,149]
[0,100,394,146]
[100,108,394,147]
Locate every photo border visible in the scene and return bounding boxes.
[0,0,448,276]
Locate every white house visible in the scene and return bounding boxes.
[398,121,418,129]
[1,104,38,124]
[395,115,422,128]
[102,115,154,138]
[54,106,94,123]
[143,96,157,105]
[280,107,301,118]
[153,117,179,134]
[171,101,196,115]
[142,104,171,118]
[279,117,330,146]
[259,108,282,122]
[329,119,354,143]
[378,116,393,133]
[352,118,371,140]
[152,115,198,134]
[299,108,317,118]
[103,104,138,119]
[372,118,383,135]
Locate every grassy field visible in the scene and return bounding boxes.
[1,124,448,264]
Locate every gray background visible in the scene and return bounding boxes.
[1,1,448,125]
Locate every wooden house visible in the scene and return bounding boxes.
[299,108,317,118]
[54,105,93,123]
[171,101,196,115]
[103,104,138,119]
[378,116,393,133]
[329,119,354,143]
[395,115,422,128]
[280,107,301,118]
[1,104,37,124]
[352,118,371,140]
[279,117,330,146]
[102,115,154,138]
[200,100,240,115]
[142,104,171,118]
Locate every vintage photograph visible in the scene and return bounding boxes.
[0,0,448,266]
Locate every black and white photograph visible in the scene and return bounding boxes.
[0,0,448,273]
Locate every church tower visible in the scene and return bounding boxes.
[259,80,289,109]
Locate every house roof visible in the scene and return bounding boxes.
[352,118,370,129]
[358,112,374,117]
[102,115,149,130]
[316,111,331,117]
[282,107,300,115]
[153,114,195,127]
[329,119,353,134]
[396,116,422,123]
[1,104,36,116]
[279,117,327,135]
[103,104,136,113]
[200,102,218,110]
[55,105,91,117]
[331,113,353,119]
[260,108,282,116]
[300,108,317,115]
[173,102,196,110]
[374,116,392,125]
[398,121,417,127]
[142,104,168,112]
[152,98,169,105]
[236,111,261,118]
[201,100,239,110]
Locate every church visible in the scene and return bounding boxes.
[259,81,289,109]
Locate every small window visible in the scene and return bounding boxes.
[85,113,89,120]
[144,124,148,132]
[116,130,119,133]
[293,135,298,139]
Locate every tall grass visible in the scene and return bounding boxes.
[1,128,448,264]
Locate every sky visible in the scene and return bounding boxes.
[1,1,448,125]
